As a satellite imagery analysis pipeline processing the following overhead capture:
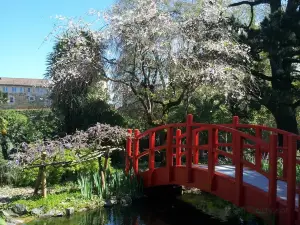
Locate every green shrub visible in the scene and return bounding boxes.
[0,109,62,147]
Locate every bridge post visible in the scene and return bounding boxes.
[282,136,288,180]
[234,133,243,206]
[133,129,140,175]
[193,132,199,165]
[268,134,278,217]
[186,114,193,183]
[176,129,182,166]
[167,127,174,182]
[287,135,297,225]
[255,128,262,172]
[125,129,132,174]
[208,128,218,192]
[148,131,155,185]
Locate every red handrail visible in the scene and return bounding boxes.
[125,114,300,225]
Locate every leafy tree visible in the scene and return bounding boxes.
[0,91,7,106]
[104,0,252,126]
[228,0,300,135]
[45,30,109,133]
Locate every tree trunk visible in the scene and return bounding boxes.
[98,157,106,187]
[1,136,8,160]
[273,105,299,135]
[269,103,299,148]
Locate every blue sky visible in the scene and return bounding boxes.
[0,0,115,79]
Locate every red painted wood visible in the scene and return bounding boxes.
[255,128,262,171]
[167,127,174,182]
[287,135,297,225]
[282,135,288,180]
[186,114,193,183]
[133,129,140,175]
[235,134,243,207]
[125,114,300,225]
[148,131,155,185]
[125,129,132,174]
[175,129,181,166]
[208,128,217,191]
[268,134,278,214]
[214,129,219,165]
[193,132,199,164]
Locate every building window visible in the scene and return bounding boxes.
[2,87,8,93]
[12,87,17,93]
[28,96,35,102]
[8,96,15,103]
[27,88,31,93]
[19,87,23,93]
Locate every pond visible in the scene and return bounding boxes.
[24,193,265,225]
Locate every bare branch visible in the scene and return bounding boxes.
[228,0,269,7]
[251,70,273,81]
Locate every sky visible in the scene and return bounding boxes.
[0,0,115,79]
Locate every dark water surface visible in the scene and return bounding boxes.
[25,193,264,225]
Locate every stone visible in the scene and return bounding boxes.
[65,207,74,216]
[6,218,24,225]
[31,207,44,216]
[45,209,63,217]
[104,198,118,208]
[78,208,87,212]
[120,195,132,207]
[11,204,28,216]
[0,210,10,218]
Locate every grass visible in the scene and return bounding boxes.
[4,169,143,217]
[8,191,102,213]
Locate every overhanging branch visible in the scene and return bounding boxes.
[228,0,269,28]
[228,0,269,7]
[251,70,273,81]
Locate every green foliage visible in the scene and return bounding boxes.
[70,99,125,132]
[0,91,7,106]
[10,191,99,213]
[77,170,143,200]
[78,174,93,200]
[166,87,276,128]
[0,109,61,147]
[0,158,23,186]
[0,218,6,225]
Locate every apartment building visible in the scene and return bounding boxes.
[0,77,51,109]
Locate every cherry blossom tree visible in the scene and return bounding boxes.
[46,0,254,127]
[104,0,254,126]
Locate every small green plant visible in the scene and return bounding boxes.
[77,174,93,200]
[77,169,143,200]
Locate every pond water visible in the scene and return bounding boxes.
[24,193,265,225]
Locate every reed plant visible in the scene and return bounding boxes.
[77,169,143,200]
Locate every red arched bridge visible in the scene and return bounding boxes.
[125,114,300,225]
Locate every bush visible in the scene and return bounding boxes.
[0,109,62,147]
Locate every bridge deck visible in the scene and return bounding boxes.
[196,164,299,207]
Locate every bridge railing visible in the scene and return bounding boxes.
[125,114,300,224]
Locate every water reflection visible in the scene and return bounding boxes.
[26,195,263,225]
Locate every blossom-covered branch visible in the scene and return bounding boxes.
[10,123,129,168]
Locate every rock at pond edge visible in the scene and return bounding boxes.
[65,207,74,216]
[11,204,28,216]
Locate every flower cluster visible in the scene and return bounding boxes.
[10,123,129,168]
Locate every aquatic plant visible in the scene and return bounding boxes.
[77,170,143,200]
